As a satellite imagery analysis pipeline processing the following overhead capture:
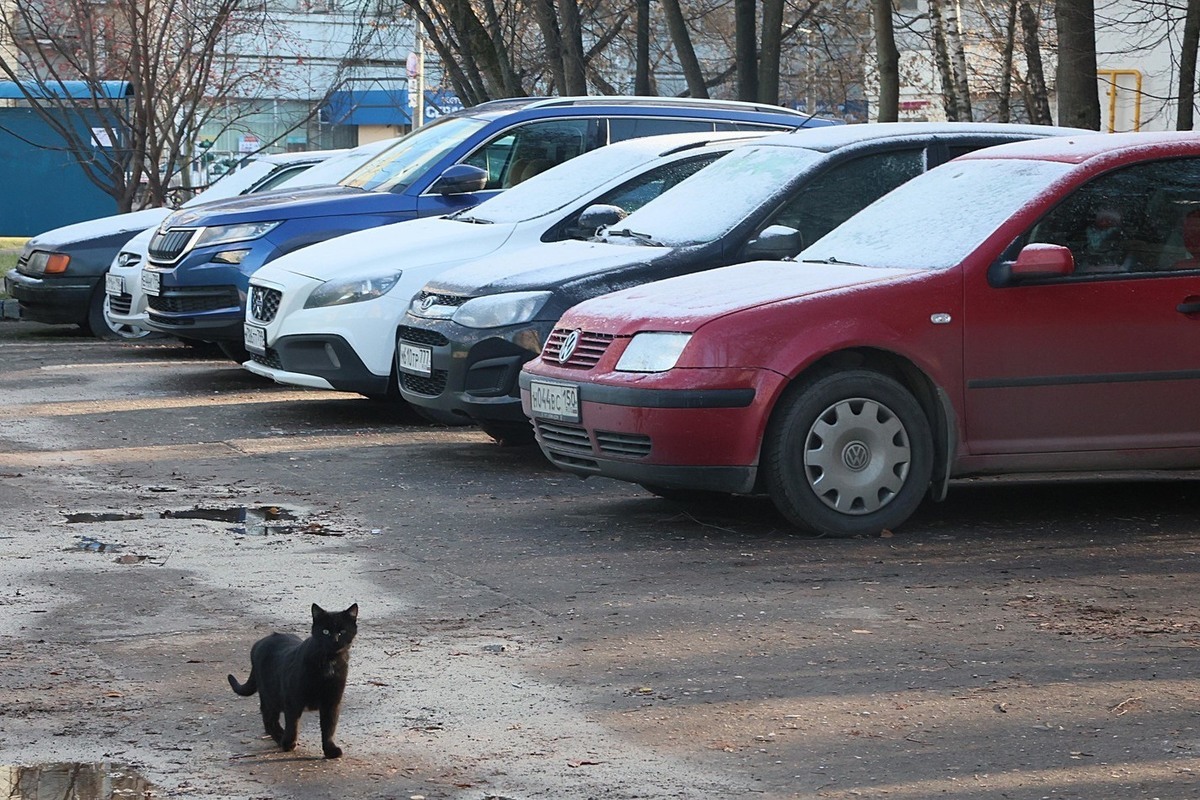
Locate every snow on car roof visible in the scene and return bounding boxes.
[761,121,1084,152]
[955,130,1200,164]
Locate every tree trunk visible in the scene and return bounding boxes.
[661,0,708,98]
[872,0,899,121]
[929,0,960,121]
[1178,0,1200,129]
[1055,0,1101,129]
[734,0,757,101]
[999,0,1018,122]
[532,0,566,95]
[558,0,588,95]
[944,0,973,120]
[758,0,785,105]
[635,0,651,95]
[1020,2,1052,124]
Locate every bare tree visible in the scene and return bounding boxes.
[873,0,899,121]
[661,0,708,97]
[1020,1,1052,124]
[734,0,757,101]
[1179,0,1200,129]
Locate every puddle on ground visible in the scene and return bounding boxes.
[63,506,341,537]
[1,762,156,799]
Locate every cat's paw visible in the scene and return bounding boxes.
[322,743,343,759]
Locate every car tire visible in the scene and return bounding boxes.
[87,284,158,341]
[478,419,536,446]
[763,369,933,537]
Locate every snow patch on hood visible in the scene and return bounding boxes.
[28,208,170,248]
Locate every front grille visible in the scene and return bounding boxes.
[534,420,592,455]
[397,325,449,347]
[248,285,282,323]
[147,285,239,314]
[250,348,284,370]
[543,328,615,369]
[400,369,448,396]
[148,228,196,261]
[595,430,652,458]
[413,290,469,308]
[108,293,133,315]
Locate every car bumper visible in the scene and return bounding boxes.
[518,366,784,494]
[103,264,148,327]
[142,258,253,342]
[4,268,95,324]
[244,333,390,396]
[396,318,547,424]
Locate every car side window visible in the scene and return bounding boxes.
[463,119,594,190]
[764,149,927,247]
[551,153,724,240]
[1026,158,1200,276]
[608,118,715,142]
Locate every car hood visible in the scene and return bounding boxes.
[27,207,171,250]
[161,185,411,227]
[254,216,521,282]
[561,260,923,334]
[425,238,665,295]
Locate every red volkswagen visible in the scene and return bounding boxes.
[519,132,1200,536]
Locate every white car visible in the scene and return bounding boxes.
[103,139,398,339]
[240,131,761,399]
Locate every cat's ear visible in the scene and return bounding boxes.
[312,603,325,620]
[345,603,359,621]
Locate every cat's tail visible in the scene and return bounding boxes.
[227,671,257,696]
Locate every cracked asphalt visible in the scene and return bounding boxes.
[1,320,1199,800]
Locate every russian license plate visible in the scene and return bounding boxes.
[244,324,266,353]
[141,269,161,296]
[397,342,432,377]
[104,272,124,296]
[529,380,580,423]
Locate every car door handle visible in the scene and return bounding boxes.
[1179,297,1200,314]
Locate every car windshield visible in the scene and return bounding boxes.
[340,116,489,193]
[601,144,822,246]
[456,143,691,225]
[798,158,1077,270]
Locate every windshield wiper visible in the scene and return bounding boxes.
[801,255,861,266]
[605,228,663,246]
[447,211,493,224]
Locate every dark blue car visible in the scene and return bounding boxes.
[139,96,836,358]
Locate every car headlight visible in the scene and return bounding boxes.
[24,250,71,275]
[451,291,552,329]
[193,221,281,248]
[615,332,692,372]
[304,270,404,309]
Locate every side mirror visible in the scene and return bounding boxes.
[430,164,489,196]
[1010,243,1075,279]
[578,204,627,233]
[744,224,805,260]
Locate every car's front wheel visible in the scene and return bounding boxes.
[763,370,932,537]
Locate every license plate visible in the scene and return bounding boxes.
[244,324,266,353]
[529,380,580,423]
[397,342,432,377]
[141,269,161,296]
[105,272,124,296]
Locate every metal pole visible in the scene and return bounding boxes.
[414,19,425,129]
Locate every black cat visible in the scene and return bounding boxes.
[228,603,358,758]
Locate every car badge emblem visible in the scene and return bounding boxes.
[420,295,438,312]
[251,291,263,319]
[558,329,581,364]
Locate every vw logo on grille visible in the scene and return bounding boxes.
[558,329,582,364]
[842,441,870,471]
[420,295,438,312]
[250,291,264,319]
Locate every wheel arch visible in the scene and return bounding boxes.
[757,347,955,500]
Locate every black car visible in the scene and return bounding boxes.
[394,122,1083,444]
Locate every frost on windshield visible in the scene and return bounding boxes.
[798,159,1075,270]
[467,141,674,225]
[610,145,821,246]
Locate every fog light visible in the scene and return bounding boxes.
[212,249,251,265]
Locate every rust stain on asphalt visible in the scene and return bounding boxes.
[0,430,486,467]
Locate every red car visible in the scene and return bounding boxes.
[519,131,1200,536]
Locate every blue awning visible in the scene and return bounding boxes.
[0,80,134,100]
[324,88,413,126]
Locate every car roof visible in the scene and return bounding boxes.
[453,95,831,124]
[750,121,1089,153]
[954,130,1200,164]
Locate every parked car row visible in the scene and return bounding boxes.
[12,96,1199,536]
